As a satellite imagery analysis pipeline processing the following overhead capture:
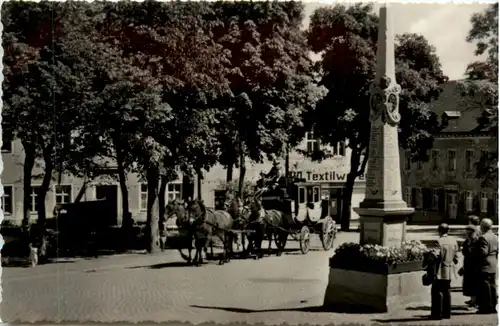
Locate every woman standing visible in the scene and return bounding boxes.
[460,224,479,307]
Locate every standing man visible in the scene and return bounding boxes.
[462,215,482,307]
[431,223,459,320]
[475,218,498,314]
[468,215,481,235]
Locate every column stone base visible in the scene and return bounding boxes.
[354,206,414,247]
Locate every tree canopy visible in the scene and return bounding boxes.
[459,3,498,187]
[307,4,447,230]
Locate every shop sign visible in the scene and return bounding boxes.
[288,170,365,182]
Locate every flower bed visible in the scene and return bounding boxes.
[329,240,427,274]
[323,240,430,312]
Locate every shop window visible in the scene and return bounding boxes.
[298,187,306,204]
[313,187,320,202]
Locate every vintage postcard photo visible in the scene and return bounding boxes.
[0,1,498,324]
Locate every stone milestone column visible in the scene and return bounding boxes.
[353,5,414,247]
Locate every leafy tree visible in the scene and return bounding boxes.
[90,1,232,252]
[2,1,98,239]
[211,1,326,196]
[459,3,498,187]
[307,4,447,230]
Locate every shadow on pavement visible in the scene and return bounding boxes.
[191,304,382,314]
[191,304,328,314]
[406,305,471,312]
[284,248,324,256]
[372,315,431,323]
[374,311,479,324]
[375,311,485,323]
[127,261,192,269]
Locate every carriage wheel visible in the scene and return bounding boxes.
[299,226,311,255]
[320,216,336,251]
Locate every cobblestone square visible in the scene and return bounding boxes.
[2,232,497,325]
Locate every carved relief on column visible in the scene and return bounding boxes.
[369,75,402,126]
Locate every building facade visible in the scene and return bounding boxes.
[400,81,498,224]
[1,132,366,225]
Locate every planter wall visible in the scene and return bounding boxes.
[323,262,429,313]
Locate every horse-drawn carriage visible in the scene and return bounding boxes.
[253,176,337,254]
[169,175,337,266]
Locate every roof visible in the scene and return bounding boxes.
[430,80,490,134]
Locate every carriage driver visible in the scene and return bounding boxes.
[259,160,285,191]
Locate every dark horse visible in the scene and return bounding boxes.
[165,199,198,263]
[249,196,289,257]
[185,199,234,266]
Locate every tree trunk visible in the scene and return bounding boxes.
[285,145,290,178]
[158,175,168,237]
[197,169,203,200]
[238,151,246,199]
[340,147,367,231]
[226,162,234,182]
[36,144,54,257]
[22,143,35,231]
[115,145,131,230]
[146,167,161,253]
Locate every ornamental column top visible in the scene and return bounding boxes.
[375,5,396,84]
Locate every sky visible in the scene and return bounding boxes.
[302,2,491,81]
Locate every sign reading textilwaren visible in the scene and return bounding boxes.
[288,171,365,182]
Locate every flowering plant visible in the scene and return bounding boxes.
[331,240,430,268]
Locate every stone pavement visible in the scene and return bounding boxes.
[1,232,497,325]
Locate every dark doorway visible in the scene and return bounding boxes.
[95,185,118,218]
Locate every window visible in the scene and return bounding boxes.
[415,188,422,208]
[333,141,346,156]
[55,185,72,205]
[465,191,473,212]
[1,140,12,153]
[1,131,12,153]
[298,187,306,204]
[447,150,457,172]
[480,192,489,213]
[431,150,439,171]
[417,160,423,170]
[305,132,319,153]
[405,187,412,205]
[140,183,148,211]
[30,186,41,212]
[2,186,13,215]
[405,152,412,171]
[432,189,439,210]
[480,150,489,161]
[465,150,474,172]
[167,182,182,203]
[313,187,320,202]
